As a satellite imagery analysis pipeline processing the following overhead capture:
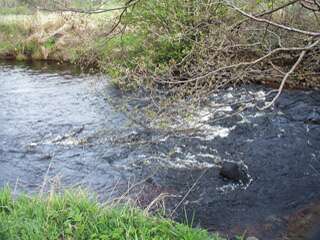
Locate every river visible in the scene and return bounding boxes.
[0,61,319,239]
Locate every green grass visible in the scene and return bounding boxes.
[0,21,27,56]
[0,188,224,240]
[0,21,28,36]
[0,6,31,15]
[0,41,14,53]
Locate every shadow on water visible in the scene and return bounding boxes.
[0,60,319,239]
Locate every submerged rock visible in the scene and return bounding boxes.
[219,161,249,183]
[305,111,320,125]
[247,237,259,240]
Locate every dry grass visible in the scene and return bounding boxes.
[0,6,120,62]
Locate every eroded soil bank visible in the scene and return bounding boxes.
[0,61,319,239]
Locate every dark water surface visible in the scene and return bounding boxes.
[0,61,320,239]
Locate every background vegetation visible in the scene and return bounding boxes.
[1,1,319,91]
[100,0,320,93]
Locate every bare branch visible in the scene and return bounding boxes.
[155,42,320,84]
[232,0,301,30]
[226,1,320,37]
[259,38,320,110]
[39,0,139,14]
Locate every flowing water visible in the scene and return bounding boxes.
[0,61,320,239]
[0,61,134,195]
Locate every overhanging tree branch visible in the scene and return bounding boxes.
[226,1,320,37]
[39,0,139,14]
[258,38,320,109]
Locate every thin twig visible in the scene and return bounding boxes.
[258,38,320,109]
[170,169,207,218]
[226,1,320,37]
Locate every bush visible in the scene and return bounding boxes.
[84,0,320,94]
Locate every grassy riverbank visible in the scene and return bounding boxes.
[0,188,224,240]
[0,5,118,64]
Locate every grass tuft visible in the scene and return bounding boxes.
[0,188,223,240]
